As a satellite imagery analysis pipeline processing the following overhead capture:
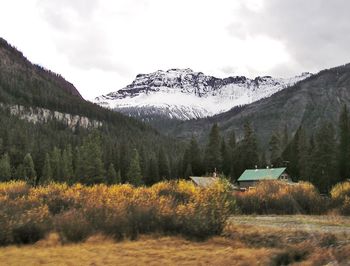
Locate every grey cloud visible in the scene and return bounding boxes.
[229,0,350,74]
[36,0,130,76]
[37,0,98,30]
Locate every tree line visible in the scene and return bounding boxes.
[1,104,350,192]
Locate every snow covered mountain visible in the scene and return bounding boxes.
[94,68,312,120]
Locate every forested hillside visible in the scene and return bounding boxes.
[0,37,185,185]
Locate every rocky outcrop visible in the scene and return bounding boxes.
[0,103,102,129]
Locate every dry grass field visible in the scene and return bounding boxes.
[1,215,349,266]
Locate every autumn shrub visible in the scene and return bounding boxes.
[167,180,236,240]
[0,181,30,199]
[0,180,235,244]
[55,210,92,243]
[330,182,350,215]
[235,181,324,214]
[0,195,51,245]
[29,183,76,215]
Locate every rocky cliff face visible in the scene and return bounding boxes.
[94,68,312,120]
[0,103,102,130]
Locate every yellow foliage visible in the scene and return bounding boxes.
[0,179,235,245]
[330,181,350,215]
[235,181,325,214]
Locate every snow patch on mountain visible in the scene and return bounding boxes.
[94,69,312,120]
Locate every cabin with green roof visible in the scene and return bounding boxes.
[237,167,291,188]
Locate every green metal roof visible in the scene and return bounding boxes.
[237,168,286,182]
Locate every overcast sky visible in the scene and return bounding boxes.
[1,0,349,99]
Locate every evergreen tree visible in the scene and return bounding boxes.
[147,156,159,185]
[0,153,11,181]
[15,164,26,180]
[107,163,118,184]
[188,136,203,176]
[23,153,36,185]
[338,105,350,181]
[126,149,143,186]
[158,147,170,179]
[282,124,289,148]
[0,138,3,155]
[184,163,193,178]
[65,145,74,179]
[204,123,222,173]
[41,153,52,184]
[269,132,282,166]
[310,122,337,192]
[116,170,122,184]
[139,147,148,181]
[242,121,259,169]
[74,147,84,182]
[80,133,104,184]
[221,139,232,177]
[182,148,191,177]
[119,143,130,182]
[51,147,61,181]
[228,130,236,150]
[260,151,267,168]
[60,146,74,183]
[282,126,302,178]
[297,128,310,181]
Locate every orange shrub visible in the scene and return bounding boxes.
[0,179,236,244]
[330,182,350,215]
[235,181,325,214]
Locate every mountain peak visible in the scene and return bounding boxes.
[94,68,312,120]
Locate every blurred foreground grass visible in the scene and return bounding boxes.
[1,216,349,266]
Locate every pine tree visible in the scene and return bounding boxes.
[182,148,190,177]
[228,130,236,150]
[282,126,302,178]
[204,123,222,173]
[147,156,159,185]
[221,139,232,177]
[126,149,143,186]
[282,124,289,148]
[23,153,36,185]
[15,164,26,180]
[0,138,3,155]
[158,147,170,179]
[269,132,282,167]
[260,151,267,168]
[116,170,122,184]
[65,145,74,180]
[311,122,337,192]
[0,153,11,181]
[74,147,84,182]
[80,133,104,184]
[41,153,52,184]
[338,105,350,181]
[107,163,117,184]
[242,121,259,169]
[184,163,193,178]
[297,128,309,181]
[139,147,148,181]
[51,147,61,181]
[188,136,203,176]
[119,143,130,183]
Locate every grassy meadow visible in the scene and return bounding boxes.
[0,180,350,265]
